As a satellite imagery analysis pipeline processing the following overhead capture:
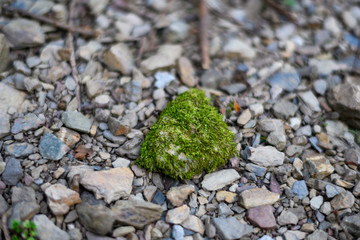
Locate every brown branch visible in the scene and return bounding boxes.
[2,4,98,38]
[67,0,81,112]
[263,0,298,25]
[198,0,210,69]
[1,213,10,240]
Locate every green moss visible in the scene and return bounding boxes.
[135,88,237,180]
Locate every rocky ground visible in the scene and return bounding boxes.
[0,0,360,239]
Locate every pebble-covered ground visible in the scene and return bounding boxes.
[0,0,360,239]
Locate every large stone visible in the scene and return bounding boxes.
[61,111,92,133]
[2,19,45,47]
[5,142,34,157]
[39,132,70,160]
[80,168,133,204]
[11,113,45,134]
[327,82,360,128]
[342,213,360,237]
[257,119,284,133]
[277,210,299,225]
[103,43,134,75]
[303,154,334,180]
[45,184,81,216]
[330,191,355,210]
[0,114,11,139]
[2,157,23,186]
[33,214,70,240]
[166,205,190,224]
[201,169,240,191]
[247,205,276,229]
[272,99,298,119]
[0,82,26,113]
[249,146,284,167]
[111,199,163,228]
[177,57,197,87]
[213,217,253,240]
[8,201,40,228]
[0,34,10,72]
[238,188,280,209]
[222,38,256,60]
[181,215,204,235]
[140,44,182,74]
[166,185,195,207]
[298,91,321,112]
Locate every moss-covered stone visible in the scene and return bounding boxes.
[135,89,237,180]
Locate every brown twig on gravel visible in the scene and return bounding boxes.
[198,0,210,69]
[2,4,98,38]
[67,0,81,112]
[263,0,298,25]
[1,213,11,240]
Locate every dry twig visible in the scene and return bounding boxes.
[198,0,210,69]
[2,4,98,38]
[67,0,81,112]
[263,0,298,25]
[1,213,10,240]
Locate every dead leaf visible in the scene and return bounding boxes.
[75,145,93,160]
[234,100,240,112]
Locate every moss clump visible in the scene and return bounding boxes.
[135,88,237,180]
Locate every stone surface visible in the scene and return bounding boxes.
[277,210,298,225]
[303,154,334,180]
[0,34,11,72]
[292,180,309,199]
[111,199,163,228]
[330,191,355,210]
[61,111,92,133]
[5,142,34,157]
[298,91,321,112]
[201,169,240,191]
[103,43,134,75]
[166,205,190,224]
[0,82,26,113]
[249,146,285,167]
[272,99,298,119]
[213,217,253,240]
[2,157,23,186]
[238,188,280,209]
[177,57,197,87]
[80,168,134,204]
[216,191,237,203]
[45,183,81,216]
[181,215,204,235]
[222,38,256,59]
[39,132,70,160]
[342,213,360,237]
[166,185,195,207]
[247,205,276,229]
[33,214,70,240]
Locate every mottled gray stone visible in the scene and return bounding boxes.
[61,111,92,133]
[213,217,253,240]
[33,214,70,240]
[39,132,70,160]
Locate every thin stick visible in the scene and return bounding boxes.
[1,213,10,240]
[263,0,298,25]
[67,0,81,112]
[198,0,210,69]
[2,5,98,38]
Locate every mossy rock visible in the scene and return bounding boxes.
[135,88,237,180]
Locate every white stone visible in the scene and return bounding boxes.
[249,146,285,167]
[310,195,323,210]
[223,39,256,60]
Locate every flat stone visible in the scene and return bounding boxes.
[80,168,134,204]
[8,201,40,228]
[0,114,11,138]
[303,154,334,180]
[45,183,81,216]
[166,185,195,207]
[267,131,287,150]
[112,157,131,168]
[2,157,23,185]
[12,186,36,203]
[61,111,92,133]
[78,41,103,61]
[326,184,345,198]
[154,71,175,88]
[213,217,253,240]
[24,77,42,92]
[324,16,341,37]
[33,214,69,240]
[237,109,251,126]
[272,99,298,119]
[216,191,237,203]
[249,146,285,167]
[222,38,256,60]
[124,78,142,102]
[298,91,321,112]
[342,213,360,237]
[0,34,10,72]
[112,226,136,237]
[221,83,247,94]
[330,191,355,210]
[269,67,300,92]
[238,188,280,209]
[177,57,197,87]
[277,210,298,225]
[166,205,190,224]
[39,132,70,160]
[201,169,240,191]
[76,202,115,235]
[247,205,276,229]
[108,117,131,136]
[111,199,163,228]
[245,163,267,177]
[55,127,81,148]
[172,225,185,240]
[140,44,182,74]
[257,118,284,133]
[103,43,134,75]
[152,190,166,205]
[181,215,204,235]
[306,229,328,240]
[0,82,26,114]
[5,142,34,157]
[2,19,45,47]
[310,196,323,210]
[292,180,309,199]
[309,59,340,76]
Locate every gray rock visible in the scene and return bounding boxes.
[12,186,36,203]
[0,114,11,138]
[0,195,9,215]
[222,38,256,60]
[313,79,328,95]
[103,130,126,144]
[213,217,253,240]
[61,111,92,133]
[165,21,189,42]
[76,202,116,235]
[0,34,10,72]
[218,202,234,216]
[306,229,328,240]
[0,82,26,113]
[310,196,323,210]
[154,71,175,88]
[245,163,267,177]
[249,146,284,167]
[220,83,247,94]
[272,99,298,119]
[11,113,45,134]
[124,78,142,102]
[324,16,341,37]
[298,91,321,112]
[200,69,222,89]
[201,169,240,191]
[33,214,70,240]
[116,136,142,159]
[8,201,40,228]
[292,180,309,199]
[342,213,360,237]
[13,61,31,75]
[267,131,286,150]
[26,56,41,68]
[172,225,185,240]
[2,157,23,186]
[24,77,42,92]
[277,210,298,225]
[330,191,355,210]
[309,59,340,76]
[111,199,163,228]
[276,23,296,40]
[5,142,34,157]
[2,19,45,47]
[39,132,70,160]
[103,43,133,75]
[269,67,300,92]
[257,119,284,133]
[326,184,345,198]
[295,125,312,137]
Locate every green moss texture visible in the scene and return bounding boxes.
[135,89,237,180]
